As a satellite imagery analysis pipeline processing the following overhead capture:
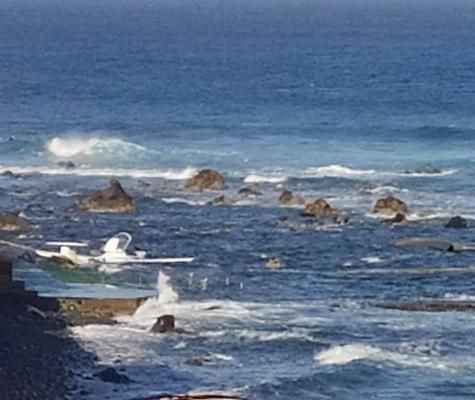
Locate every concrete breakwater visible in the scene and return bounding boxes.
[1,257,148,322]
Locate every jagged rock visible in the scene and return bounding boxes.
[94,367,131,384]
[0,212,30,231]
[265,257,283,269]
[57,161,76,169]
[185,169,225,192]
[373,195,408,214]
[212,195,236,206]
[76,179,135,213]
[238,187,262,197]
[150,314,175,333]
[384,213,407,225]
[445,216,469,229]
[278,190,305,205]
[302,198,338,217]
[415,164,442,174]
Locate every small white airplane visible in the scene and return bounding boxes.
[33,232,194,267]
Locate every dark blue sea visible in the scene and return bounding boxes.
[2,0,475,398]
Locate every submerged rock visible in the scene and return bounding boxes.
[278,190,305,205]
[185,169,225,192]
[265,257,283,269]
[384,213,407,225]
[373,195,408,214]
[445,216,469,229]
[414,164,442,174]
[94,367,131,384]
[76,179,135,213]
[212,195,236,206]
[57,161,76,169]
[0,212,30,232]
[238,187,262,197]
[1,170,16,178]
[150,314,175,333]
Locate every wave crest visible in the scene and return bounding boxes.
[46,133,153,159]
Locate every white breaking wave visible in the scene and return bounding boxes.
[46,134,154,158]
[302,164,456,179]
[314,343,454,371]
[161,197,208,206]
[0,165,198,179]
[244,174,287,183]
[315,343,382,365]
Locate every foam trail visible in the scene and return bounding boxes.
[244,174,287,183]
[302,164,456,179]
[0,165,198,179]
[314,343,454,371]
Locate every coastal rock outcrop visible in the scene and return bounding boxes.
[373,195,408,214]
[0,212,30,231]
[444,216,469,229]
[303,198,338,217]
[185,169,225,192]
[278,190,305,205]
[76,179,135,213]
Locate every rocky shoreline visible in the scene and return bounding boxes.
[0,286,95,399]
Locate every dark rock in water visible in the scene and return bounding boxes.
[94,367,131,384]
[238,187,262,197]
[1,170,16,178]
[185,169,225,192]
[57,161,76,169]
[373,195,408,214]
[0,212,30,231]
[150,314,175,333]
[278,189,305,205]
[415,164,442,174]
[76,179,135,213]
[302,198,338,217]
[445,216,469,229]
[384,213,407,225]
[212,195,236,206]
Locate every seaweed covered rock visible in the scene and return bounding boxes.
[76,179,135,213]
[185,169,225,192]
[373,195,408,214]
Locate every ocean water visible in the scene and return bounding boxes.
[3,0,475,399]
